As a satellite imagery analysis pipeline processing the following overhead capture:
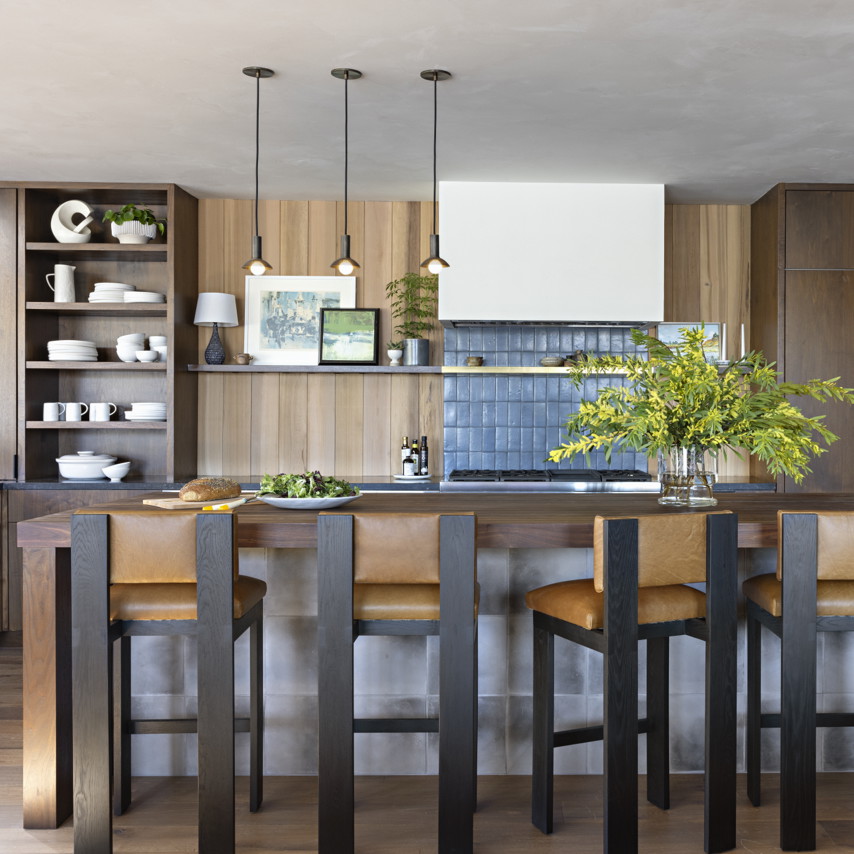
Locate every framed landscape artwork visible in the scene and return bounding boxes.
[318,308,380,365]
[654,322,722,363]
[244,276,356,365]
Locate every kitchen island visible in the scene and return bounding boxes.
[17,490,853,828]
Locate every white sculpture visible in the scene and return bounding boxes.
[50,200,94,244]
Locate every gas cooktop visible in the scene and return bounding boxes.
[442,469,659,493]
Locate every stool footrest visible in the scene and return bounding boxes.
[554,717,651,748]
[760,711,854,730]
[128,717,250,735]
[354,717,439,733]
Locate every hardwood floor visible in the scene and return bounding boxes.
[2,645,854,852]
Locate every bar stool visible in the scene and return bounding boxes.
[744,510,854,851]
[317,511,478,854]
[525,511,738,854]
[71,508,266,854]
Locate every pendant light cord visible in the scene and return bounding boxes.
[253,70,261,238]
[344,71,350,235]
[432,73,438,235]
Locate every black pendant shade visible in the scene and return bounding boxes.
[420,69,451,274]
[242,66,274,275]
[331,68,362,275]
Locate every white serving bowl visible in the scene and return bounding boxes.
[57,451,117,479]
[149,336,167,347]
[116,348,137,363]
[135,351,158,362]
[117,334,145,345]
[102,461,131,482]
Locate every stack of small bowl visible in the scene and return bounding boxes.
[116,333,145,362]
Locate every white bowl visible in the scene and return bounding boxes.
[135,351,158,362]
[117,334,145,344]
[149,336,167,346]
[57,451,117,479]
[116,349,137,363]
[101,461,131,482]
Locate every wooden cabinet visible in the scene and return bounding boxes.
[7,183,198,481]
[751,184,854,492]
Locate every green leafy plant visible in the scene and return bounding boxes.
[386,340,404,350]
[385,272,438,340]
[550,326,854,483]
[102,203,166,236]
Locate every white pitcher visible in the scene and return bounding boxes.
[45,264,76,303]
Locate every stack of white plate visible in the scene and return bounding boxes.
[126,402,166,421]
[47,339,98,361]
[124,291,165,304]
[89,282,136,303]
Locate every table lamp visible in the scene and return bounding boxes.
[194,292,238,365]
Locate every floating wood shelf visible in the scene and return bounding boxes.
[25,242,168,262]
[26,421,167,429]
[188,364,442,373]
[26,301,168,316]
[26,361,166,371]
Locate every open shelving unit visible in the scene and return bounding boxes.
[13,182,198,480]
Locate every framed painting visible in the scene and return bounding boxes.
[244,276,356,365]
[654,322,722,363]
[318,308,380,365]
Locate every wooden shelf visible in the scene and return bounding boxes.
[26,421,167,429]
[25,242,168,261]
[188,364,442,373]
[26,361,167,371]
[26,301,167,316]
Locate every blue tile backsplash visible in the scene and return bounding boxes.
[443,325,647,477]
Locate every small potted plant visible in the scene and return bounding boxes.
[102,203,166,244]
[385,272,438,366]
[386,340,404,367]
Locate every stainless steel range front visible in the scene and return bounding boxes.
[441,469,661,493]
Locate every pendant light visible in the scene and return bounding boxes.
[420,69,451,274]
[242,66,274,276]
[331,68,362,275]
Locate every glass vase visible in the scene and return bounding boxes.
[657,446,718,507]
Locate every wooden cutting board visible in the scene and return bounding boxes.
[142,495,251,510]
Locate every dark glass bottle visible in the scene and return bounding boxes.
[419,435,429,476]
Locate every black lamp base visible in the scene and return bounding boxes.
[204,323,226,365]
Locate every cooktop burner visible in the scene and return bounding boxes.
[447,469,653,483]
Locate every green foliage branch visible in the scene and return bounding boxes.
[102,203,166,236]
[550,326,854,483]
[385,272,438,340]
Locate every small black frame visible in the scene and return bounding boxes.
[318,308,380,366]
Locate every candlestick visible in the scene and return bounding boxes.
[720,323,727,361]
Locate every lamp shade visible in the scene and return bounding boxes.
[194,292,238,327]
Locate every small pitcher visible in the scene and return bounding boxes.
[46,264,76,303]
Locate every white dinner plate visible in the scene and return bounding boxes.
[257,493,362,510]
[392,474,432,480]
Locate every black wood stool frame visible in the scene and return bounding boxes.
[71,512,264,854]
[317,513,477,854]
[745,512,854,852]
[531,514,738,854]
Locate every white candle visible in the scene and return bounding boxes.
[720,323,727,361]
[740,323,746,358]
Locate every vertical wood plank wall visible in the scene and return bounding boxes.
[665,204,751,477]
[196,200,444,477]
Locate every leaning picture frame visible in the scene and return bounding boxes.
[244,276,356,365]
[653,321,722,363]
[318,308,380,366]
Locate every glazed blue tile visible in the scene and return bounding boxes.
[610,334,624,353]
[482,429,496,452]
[469,429,483,452]
[547,329,560,351]
[507,402,522,427]
[494,451,508,469]
[456,403,470,427]
[495,425,509,451]
[535,329,548,352]
[467,451,482,470]
[482,328,496,352]
[482,401,496,426]
[534,375,547,400]
[480,375,494,400]
[572,330,585,350]
[455,428,470,452]
[506,452,521,469]
[495,327,509,350]
[469,376,483,403]
[508,428,522,452]
[543,377,557,402]
[508,376,522,401]
[494,401,507,427]
[586,330,599,352]
[547,402,567,428]
[582,378,598,401]
[533,402,547,427]
[493,351,507,366]
[444,402,457,428]
[597,329,610,352]
[521,403,534,427]
[559,378,575,400]
[521,328,535,350]
[559,329,574,352]
[454,452,469,470]
[470,402,484,427]
[509,328,522,351]
[520,376,534,401]
[444,376,456,401]
[457,376,470,402]
[495,376,509,401]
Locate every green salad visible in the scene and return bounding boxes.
[257,471,359,499]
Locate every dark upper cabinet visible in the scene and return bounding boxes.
[786,190,854,269]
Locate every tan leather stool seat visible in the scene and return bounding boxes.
[525,579,706,630]
[743,573,854,618]
[354,582,480,621]
[110,576,267,621]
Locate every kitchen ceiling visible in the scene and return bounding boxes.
[3,0,854,204]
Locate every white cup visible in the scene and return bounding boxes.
[43,402,65,421]
[89,402,117,422]
[153,345,167,361]
[65,402,89,422]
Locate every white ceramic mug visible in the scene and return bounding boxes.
[65,402,89,421]
[43,402,65,421]
[89,402,117,422]
[45,264,76,303]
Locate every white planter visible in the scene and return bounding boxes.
[387,349,403,367]
[111,220,157,244]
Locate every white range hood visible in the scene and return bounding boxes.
[437,181,664,325]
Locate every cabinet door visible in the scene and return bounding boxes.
[784,271,854,492]
[786,191,854,269]
[0,189,16,480]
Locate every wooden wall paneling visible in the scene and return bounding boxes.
[666,205,702,321]
[749,186,784,371]
[334,374,364,477]
[1,490,7,631]
[420,200,444,364]
[221,200,253,359]
[663,205,674,320]
[390,202,421,280]
[0,189,17,481]
[337,201,364,303]
[278,374,309,473]
[306,374,336,472]
[258,199,282,275]
[390,374,421,474]
[419,375,443,477]
[362,375,392,475]
[308,202,338,277]
[197,374,224,474]
[280,201,309,275]
[197,200,225,364]
[220,373,252,475]
[362,202,393,349]
[249,373,281,476]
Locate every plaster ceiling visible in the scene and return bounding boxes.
[4,0,854,203]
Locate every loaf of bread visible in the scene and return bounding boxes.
[179,477,242,502]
